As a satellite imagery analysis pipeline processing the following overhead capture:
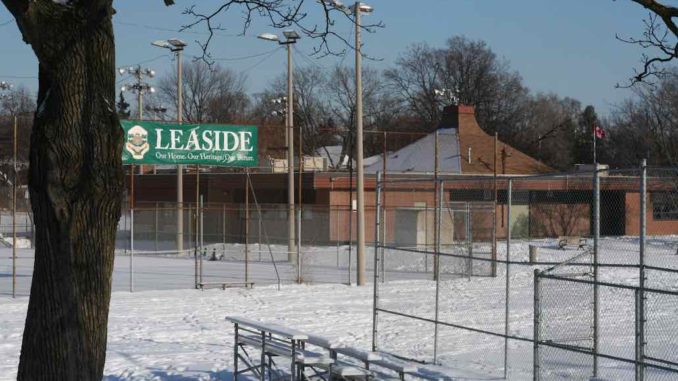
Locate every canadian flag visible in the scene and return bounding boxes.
[593,125,606,139]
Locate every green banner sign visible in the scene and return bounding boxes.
[121,121,258,167]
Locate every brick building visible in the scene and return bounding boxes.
[130,105,678,245]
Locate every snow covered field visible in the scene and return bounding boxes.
[1,237,677,380]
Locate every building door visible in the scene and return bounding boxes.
[600,191,626,236]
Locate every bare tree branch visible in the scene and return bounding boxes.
[164,0,382,64]
[619,1,678,85]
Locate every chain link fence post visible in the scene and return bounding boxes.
[593,168,600,377]
[372,171,382,352]
[533,268,540,381]
[504,179,512,379]
[130,204,134,293]
[433,179,443,364]
[638,159,647,380]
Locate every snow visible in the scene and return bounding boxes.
[1,237,677,380]
[364,129,461,174]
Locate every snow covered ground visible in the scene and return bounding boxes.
[1,237,677,380]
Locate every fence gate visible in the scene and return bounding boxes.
[535,252,595,380]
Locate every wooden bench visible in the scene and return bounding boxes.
[558,236,587,250]
[199,282,254,290]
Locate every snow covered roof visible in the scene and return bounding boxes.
[364,128,461,174]
[315,145,352,168]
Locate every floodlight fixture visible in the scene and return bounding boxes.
[258,33,280,42]
[152,40,172,49]
[283,30,300,40]
[358,3,373,13]
[152,38,186,52]
[168,39,187,49]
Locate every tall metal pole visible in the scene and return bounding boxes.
[177,48,184,256]
[593,167,600,378]
[433,180,443,363]
[12,115,17,298]
[372,171,382,352]
[129,84,144,293]
[137,66,143,121]
[245,170,250,284]
[593,124,597,165]
[199,194,203,286]
[286,42,297,263]
[195,165,200,288]
[298,109,303,276]
[433,129,439,279]
[355,1,367,286]
[504,179,512,379]
[492,132,498,277]
[533,269,541,381]
[130,165,135,293]
[638,158,647,380]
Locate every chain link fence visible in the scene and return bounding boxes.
[115,202,382,288]
[534,165,678,381]
[3,161,678,379]
[371,165,678,380]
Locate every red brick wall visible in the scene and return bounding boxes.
[625,192,678,236]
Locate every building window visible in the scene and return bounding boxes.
[652,192,678,221]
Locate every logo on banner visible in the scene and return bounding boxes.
[125,125,150,160]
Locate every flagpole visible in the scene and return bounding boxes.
[593,124,597,165]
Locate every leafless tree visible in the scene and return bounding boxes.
[511,94,581,170]
[385,36,530,138]
[619,1,678,84]
[0,85,35,116]
[157,60,249,123]
[326,64,392,162]
[254,65,337,156]
[608,71,678,166]
[384,43,441,125]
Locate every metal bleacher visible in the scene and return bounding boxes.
[227,316,454,381]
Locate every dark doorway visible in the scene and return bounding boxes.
[600,191,626,236]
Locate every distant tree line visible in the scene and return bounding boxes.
[4,35,677,171]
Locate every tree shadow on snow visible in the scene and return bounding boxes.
[103,369,234,381]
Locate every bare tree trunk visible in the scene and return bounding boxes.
[1,1,124,379]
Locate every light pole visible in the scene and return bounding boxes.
[353,2,373,286]
[119,66,154,292]
[119,66,156,120]
[258,30,300,263]
[152,38,187,255]
[323,1,372,285]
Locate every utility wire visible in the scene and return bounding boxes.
[293,45,326,70]
[241,47,284,75]
[114,21,253,39]
[118,54,171,69]
[209,48,281,62]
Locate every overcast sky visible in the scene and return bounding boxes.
[0,0,657,116]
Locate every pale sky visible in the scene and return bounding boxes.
[0,0,659,116]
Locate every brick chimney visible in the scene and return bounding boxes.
[435,103,551,174]
[438,104,476,130]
